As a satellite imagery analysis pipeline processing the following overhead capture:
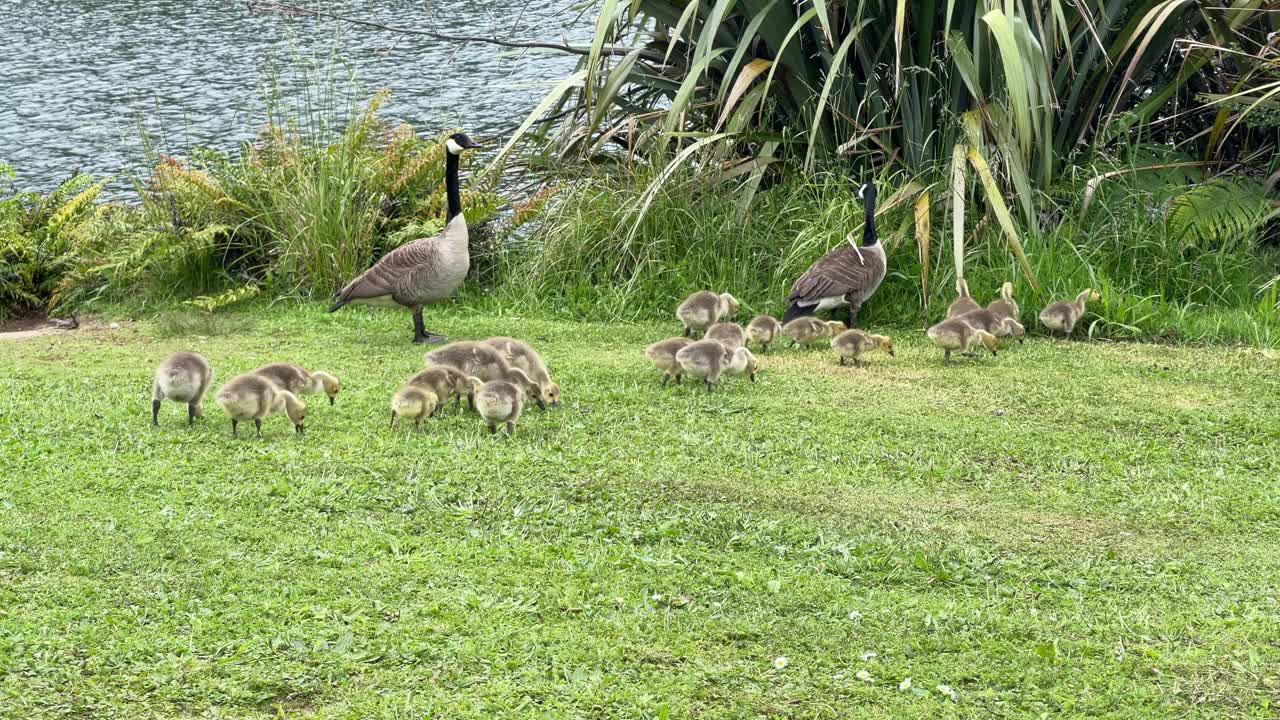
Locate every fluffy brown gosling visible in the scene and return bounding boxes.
[987,281,1020,321]
[483,336,561,408]
[956,309,1026,344]
[215,373,306,438]
[831,330,895,367]
[946,278,981,319]
[675,340,758,394]
[677,291,739,337]
[475,370,538,435]
[390,386,439,431]
[645,336,692,388]
[926,318,1000,366]
[254,363,341,405]
[782,316,840,348]
[705,322,747,350]
[152,351,213,427]
[425,341,516,410]
[1040,288,1100,336]
[745,315,782,352]
[407,365,471,414]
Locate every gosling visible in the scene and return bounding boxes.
[645,336,692,388]
[390,385,439,431]
[214,373,307,438]
[704,322,747,350]
[253,363,341,405]
[782,316,841,348]
[483,336,561,409]
[1040,288,1100,337]
[956,309,1026,343]
[946,278,981,319]
[987,281,1020,321]
[677,291,739,337]
[474,369,539,435]
[425,341,515,410]
[407,365,471,414]
[745,315,782,353]
[675,340,758,394]
[926,318,1000,366]
[152,351,213,427]
[831,330,895,367]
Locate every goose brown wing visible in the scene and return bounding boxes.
[788,245,878,304]
[334,236,440,304]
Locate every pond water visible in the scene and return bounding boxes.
[0,0,590,191]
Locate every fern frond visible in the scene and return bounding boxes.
[1166,178,1273,251]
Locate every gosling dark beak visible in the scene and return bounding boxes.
[1017,338,1024,345]
[536,399,547,411]
[991,349,998,357]
[296,423,305,435]
[552,401,560,407]
[749,372,757,383]
[889,350,896,357]
[329,396,335,406]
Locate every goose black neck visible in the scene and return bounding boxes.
[446,152,462,222]
[861,196,878,247]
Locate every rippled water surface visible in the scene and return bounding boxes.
[0,0,589,189]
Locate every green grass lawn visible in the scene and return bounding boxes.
[1,303,1278,718]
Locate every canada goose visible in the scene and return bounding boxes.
[704,322,747,350]
[645,336,691,387]
[390,385,438,430]
[253,363,341,405]
[926,318,1000,366]
[152,351,213,427]
[946,278,981,319]
[677,291,739,337]
[986,282,1020,321]
[483,336,561,408]
[782,316,838,348]
[831,330,895,367]
[407,365,471,414]
[955,309,1026,343]
[1040,289,1100,336]
[214,373,306,437]
[675,340,758,394]
[475,371,537,435]
[425,340,515,409]
[785,181,885,327]
[328,132,482,344]
[745,315,782,352]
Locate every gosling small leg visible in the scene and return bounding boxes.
[674,374,683,386]
[230,419,239,438]
[467,393,476,412]
[254,418,262,438]
[506,421,516,435]
[704,378,714,394]
[683,326,691,338]
[488,423,497,435]
[390,411,397,430]
[944,350,951,367]
[661,373,670,388]
[151,399,161,427]
[839,357,846,366]
[187,402,197,427]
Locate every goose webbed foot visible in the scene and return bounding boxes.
[413,331,448,345]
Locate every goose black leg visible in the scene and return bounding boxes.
[944,350,951,367]
[152,399,161,426]
[254,419,262,438]
[847,303,859,329]
[231,419,239,438]
[187,402,197,427]
[411,307,448,345]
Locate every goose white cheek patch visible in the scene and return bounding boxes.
[446,138,463,154]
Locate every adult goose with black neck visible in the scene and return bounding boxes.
[783,181,886,328]
[328,132,481,344]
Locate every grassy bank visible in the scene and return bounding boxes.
[1,303,1278,717]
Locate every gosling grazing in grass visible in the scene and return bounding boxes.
[407,365,471,414]
[390,385,438,430]
[1040,288,1100,336]
[782,316,841,348]
[214,373,306,438]
[675,340,758,393]
[926,318,1000,366]
[705,322,747,350]
[745,315,782,352]
[483,336,561,408]
[425,341,516,409]
[475,370,538,435]
[677,291,739,337]
[253,363,341,405]
[946,278,982,319]
[987,281,1020,321]
[831,330,895,367]
[646,336,692,387]
[152,351,213,427]
[956,309,1026,343]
